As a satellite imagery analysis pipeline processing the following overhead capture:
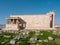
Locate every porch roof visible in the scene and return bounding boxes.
[7,17,20,19]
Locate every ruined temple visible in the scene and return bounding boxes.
[5,12,55,30]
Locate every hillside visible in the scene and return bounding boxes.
[0,30,60,45]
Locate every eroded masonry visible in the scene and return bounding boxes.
[5,12,55,30]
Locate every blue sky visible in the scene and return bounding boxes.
[0,0,60,25]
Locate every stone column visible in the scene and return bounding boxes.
[7,19,11,24]
[13,19,14,24]
[9,19,11,24]
[16,19,19,24]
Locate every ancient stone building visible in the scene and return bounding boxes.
[5,12,55,30]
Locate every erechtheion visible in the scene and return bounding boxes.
[5,12,55,30]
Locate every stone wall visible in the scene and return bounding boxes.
[5,12,55,30]
[5,24,19,30]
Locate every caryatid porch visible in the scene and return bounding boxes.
[5,17,26,30]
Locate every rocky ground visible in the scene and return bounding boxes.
[0,30,60,45]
